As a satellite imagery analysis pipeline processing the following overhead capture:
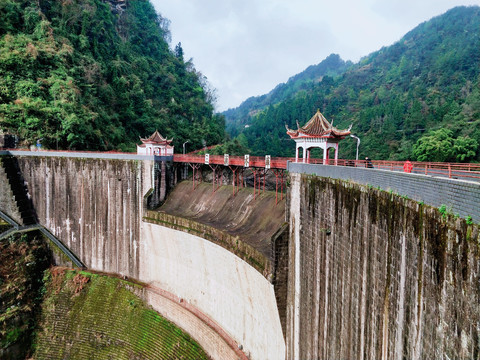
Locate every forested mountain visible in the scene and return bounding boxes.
[223,6,480,162]
[0,0,224,151]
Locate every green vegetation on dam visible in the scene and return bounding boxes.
[34,268,209,360]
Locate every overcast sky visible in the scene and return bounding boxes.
[150,0,480,112]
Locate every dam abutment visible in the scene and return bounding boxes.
[287,171,480,359]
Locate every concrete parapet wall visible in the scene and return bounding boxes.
[288,162,480,223]
[287,173,480,359]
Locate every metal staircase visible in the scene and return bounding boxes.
[1,156,37,225]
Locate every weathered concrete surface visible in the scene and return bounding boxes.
[287,173,480,360]
[158,181,286,260]
[150,180,290,340]
[14,156,152,278]
[0,156,37,225]
[140,222,286,360]
[0,159,23,225]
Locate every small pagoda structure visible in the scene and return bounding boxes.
[286,110,351,164]
[137,130,174,156]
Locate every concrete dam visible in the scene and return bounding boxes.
[1,152,479,360]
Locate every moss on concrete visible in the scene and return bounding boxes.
[295,173,480,359]
[33,268,209,360]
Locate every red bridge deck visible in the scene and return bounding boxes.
[174,154,480,181]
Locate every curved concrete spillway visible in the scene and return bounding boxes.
[142,181,288,359]
[140,223,285,359]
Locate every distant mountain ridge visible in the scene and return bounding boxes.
[224,54,352,135]
[223,6,480,162]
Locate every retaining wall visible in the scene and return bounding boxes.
[13,156,151,278]
[287,173,480,359]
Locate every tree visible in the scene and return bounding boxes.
[413,129,455,162]
[174,42,184,61]
[452,136,478,162]
[413,128,479,162]
[0,0,225,150]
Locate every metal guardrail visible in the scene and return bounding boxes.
[173,154,480,181]
[0,209,19,228]
[2,149,479,181]
[38,227,85,268]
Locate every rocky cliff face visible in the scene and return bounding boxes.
[287,173,480,360]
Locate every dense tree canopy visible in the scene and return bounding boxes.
[224,6,480,162]
[412,129,478,162]
[0,0,225,151]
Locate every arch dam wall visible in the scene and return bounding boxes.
[0,153,284,360]
[2,153,480,360]
[287,163,480,360]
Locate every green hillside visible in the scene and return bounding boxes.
[34,268,209,360]
[0,0,224,151]
[223,6,480,162]
[0,230,209,359]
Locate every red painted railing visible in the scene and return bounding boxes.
[3,149,479,181]
[173,154,480,181]
[173,154,295,169]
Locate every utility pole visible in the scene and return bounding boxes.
[350,135,360,162]
[183,140,189,179]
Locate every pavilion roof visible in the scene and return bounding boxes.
[285,110,352,139]
[140,130,173,145]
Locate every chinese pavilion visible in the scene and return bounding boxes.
[137,130,174,156]
[286,110,351,164]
